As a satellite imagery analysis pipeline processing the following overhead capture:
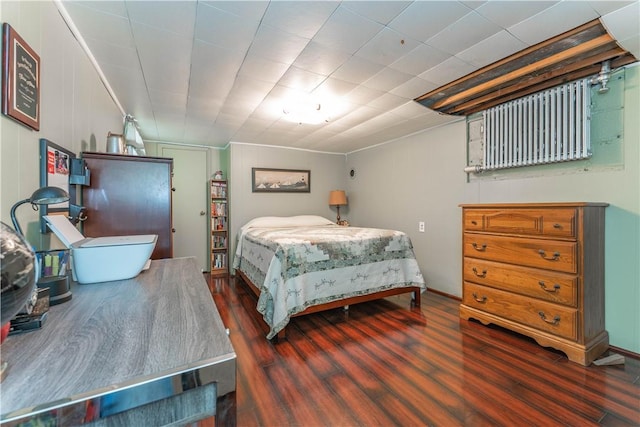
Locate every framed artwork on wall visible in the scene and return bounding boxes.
[252,168,310,193]
[2,23,40,131]
[39,139,76,232]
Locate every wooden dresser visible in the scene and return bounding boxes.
[459,203,608,365]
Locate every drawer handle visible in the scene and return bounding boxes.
[538,311,561,325]
[472,267,487,278]
[538,249,560,261]
[472,292,487,303]
[553,223,562,229]
[472,243,487,251]
[471,220,478,225]
[538,281,561,292]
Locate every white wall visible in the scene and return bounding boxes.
[346,66,640,353]
[1,0,122,249]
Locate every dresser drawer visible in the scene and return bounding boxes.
[463,258,578,306]
[463,208,577,238]
[463,282,578,340]
[463,234,577,273]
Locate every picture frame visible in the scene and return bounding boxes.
[2,23,40,131]
[252,168,310,193]
[39,139,76,232]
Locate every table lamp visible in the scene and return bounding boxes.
[329,190,347,223]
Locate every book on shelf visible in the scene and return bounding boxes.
[211,201,226,216]
[211,217,226,231]
[213,253,227,269]
[211,182,227,198]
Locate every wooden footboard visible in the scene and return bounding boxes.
[235,269,422,340]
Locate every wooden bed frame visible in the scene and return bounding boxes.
[235,269,422,340]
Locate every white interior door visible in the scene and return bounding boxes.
[160,145,209,271]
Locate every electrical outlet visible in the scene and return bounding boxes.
[419,221,425,232]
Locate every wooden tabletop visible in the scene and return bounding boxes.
[1,257,235,423]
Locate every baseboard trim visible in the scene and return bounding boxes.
[609,345,640,361]
[427,288,461,301]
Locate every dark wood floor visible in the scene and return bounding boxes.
[205,274,640,427]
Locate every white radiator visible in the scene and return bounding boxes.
[482,79,591,170]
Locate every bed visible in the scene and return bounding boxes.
[232,215,427,339]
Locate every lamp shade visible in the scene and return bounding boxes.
[29,186,69,204]
[10,186,70,237]
[329,190,347,206]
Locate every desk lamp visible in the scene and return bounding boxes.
[10,186,69,236]
[329,190,347,223]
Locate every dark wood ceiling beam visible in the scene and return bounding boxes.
[430,34,614,111]
[443,50,633,115]
[414,20,606,106]
[414,19,638,117]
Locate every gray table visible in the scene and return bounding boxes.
[1,257,236,426]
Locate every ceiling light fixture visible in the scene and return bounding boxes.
[283,100,331,125]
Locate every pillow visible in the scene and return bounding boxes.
[241,215,334,231]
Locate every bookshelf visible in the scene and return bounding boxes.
[210,180,228,275]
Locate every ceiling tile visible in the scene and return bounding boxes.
[131,23,192,93]
[367,92,407,111]
[278,66,327,92]
[81,37,139,71]
[344,85,387,106]
[149,89,187,111]
[508,2,600,45]
[456,30,528,68]
[330,56,386,85]
[247,24,311,65]
[363,66,413,92]
[389,77,438,99]
[238,54,290,84]
[262,1,338,39]
[313,77,359,98]
[460,1,488,10]
[188,40,246,98]
[600,2,640,45]
[312,5,384,54]
[418,56,476,86]
[388,1,472,42]
[586,1,636,16]
[388,43,451,76]
[200,1,268,21]
[186,97,223,122]
[126,1,196,38]
[388,101,434,119]
[225,76,274,109]
[68,1,128,17]
[341,1,412,25]
[292,41,352,76]
[426,11,502,55]
[195,2,259,51]
[355,27,421,67]
[474,1,558,28]
[63,2,135,48]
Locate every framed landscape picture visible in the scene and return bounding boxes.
[252,168,310,193]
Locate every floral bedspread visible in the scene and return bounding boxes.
[232,225,426,339]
